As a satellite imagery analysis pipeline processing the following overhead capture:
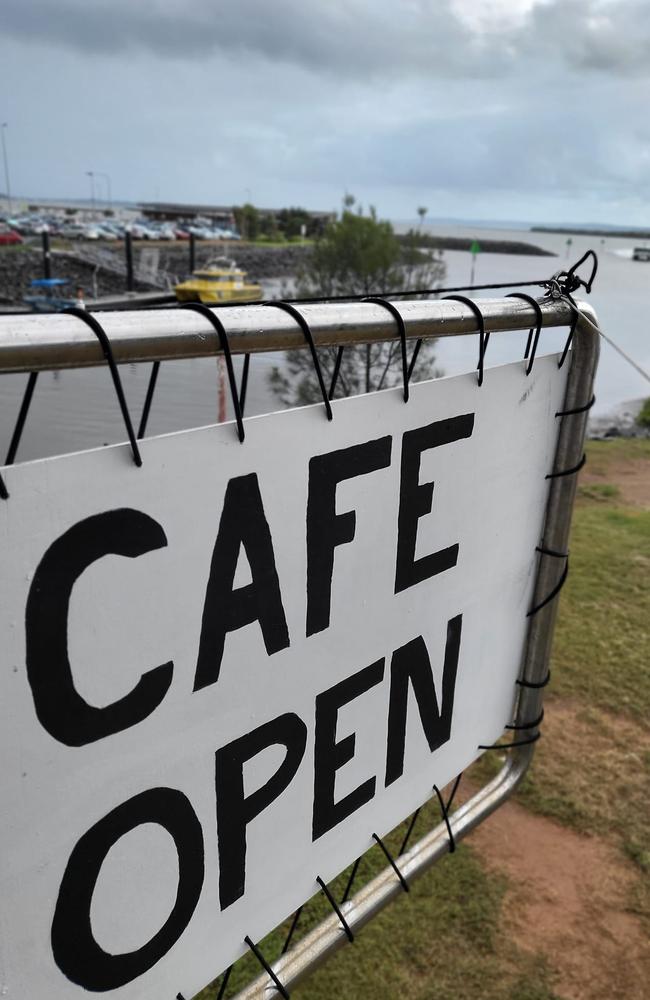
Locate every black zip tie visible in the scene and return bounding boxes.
[506,292,543,374]
[281,906,304,955]
[177,993,185,999]
[433,785,456,853]
[265,301,332,420]
[239,354,251,415]
[478,732,542,751]
[557,304,579,369]
[516,670,551,689]
[341,857,362,904]
[216,964,233,1000]
[398,808,421,857]
[244,935,290,999]
[536,544,569,559]
[5,371,39,465]
[372,833,409,893]
[363,297,410,402]
[406,338,423,381]
[63,307,142,467]
[181,303,245,442]
[566,249,598,294]
[329,345,345,400]
[0,472,7,500]
[137,361,160,439]
[556,394,595,417]
[443,295,489,386]
[506,708,545,731]
[527,558,569,617]
[316,876,354,943]
[545,453,586,479]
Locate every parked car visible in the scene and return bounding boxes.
[632,246,650,261]
[0,223,22,245]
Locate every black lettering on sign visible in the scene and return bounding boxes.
[385,617,463,787]
[312,658,385,840]
[25,509,173,747]
[306,436,392,637]
[216,712,307,910]
[395,414,474,593]
[194,473,290,692]
[51,787,204,992]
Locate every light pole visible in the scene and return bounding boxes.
[95,171,112,210]
[85,170,96,213]
[1,123,12,214]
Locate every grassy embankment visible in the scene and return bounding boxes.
[197,439,650,1000]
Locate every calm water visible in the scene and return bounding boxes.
[1,226,648,464]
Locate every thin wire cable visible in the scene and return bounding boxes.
[560,294,650,384]
[137,361,160,439]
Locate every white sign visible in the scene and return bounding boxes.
[0,355,568,999]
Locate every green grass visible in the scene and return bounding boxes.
[197,828,559,1000]
[196,440,650,998]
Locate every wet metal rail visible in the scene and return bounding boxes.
[0,296,579,374]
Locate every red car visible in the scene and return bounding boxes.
[0,223,22,245]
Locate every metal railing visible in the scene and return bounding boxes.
[0,296,600,999]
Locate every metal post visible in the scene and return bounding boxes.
[41,230,51,280]
[1,123,12,214]
[85,171,95,213]
[125,230,134,291]
[189,232,196,273]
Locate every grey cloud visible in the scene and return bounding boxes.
[2,0,649,79]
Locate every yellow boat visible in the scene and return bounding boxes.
[174,257,262,304]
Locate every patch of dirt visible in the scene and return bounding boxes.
[468,795,650,1000]
[579,458,650,507]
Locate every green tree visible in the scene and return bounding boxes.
[268,201,446,405]
[233,202,259,241]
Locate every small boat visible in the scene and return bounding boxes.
[174,257,262,304]
[23,278,80,312]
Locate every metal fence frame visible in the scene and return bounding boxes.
[0,296,600,999]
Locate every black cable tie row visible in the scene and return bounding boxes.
[516,670,551,690]
[63,307,142,467]
[443,295,489,386]
[244,935,290,999]
[526,558,569,617]
[545,453,586,479]
[478,732,542,751]
[316,876,354,943]
[137,361,160,439]
[505,292,543,374]
[372,833,409,892]
[265,301,332,420]
[281,906,304,955]
[181,303,246,442]
[5,371,39,466]
[239,354,251,415]
[363,297,410,402]
[505,708,545,731]
[341,856,362,904]
[555,394,595,417]
[329,345,345,400]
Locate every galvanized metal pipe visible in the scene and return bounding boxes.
[224,303,600,1000]
[0,297,575,374]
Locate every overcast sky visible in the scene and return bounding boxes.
[1,0,649,226]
